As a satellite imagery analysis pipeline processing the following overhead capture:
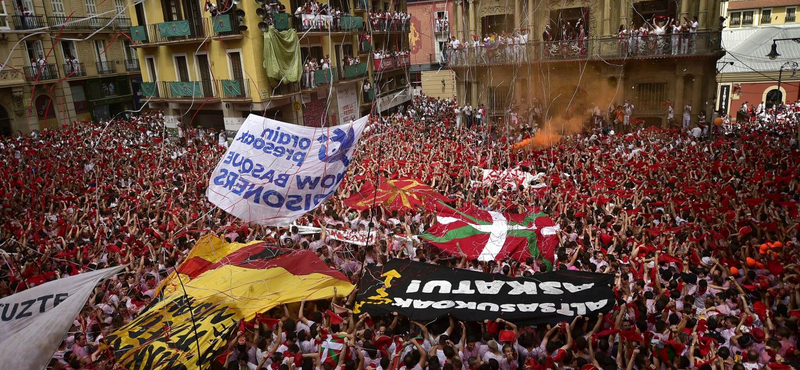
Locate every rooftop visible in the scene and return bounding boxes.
[719,25,800,73]
[728,0,800,10]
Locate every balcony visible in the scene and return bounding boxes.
[434,24,449,36]
[220,79,250,99]
[373,54,409,72]
[132,18,210,46]
[158,81,216,99]
[12,15,46,30]
[273,13,291,31]
[124,59,140,72]
[301,69,337,90]
[373,56,395,72]
[96,61,117,74]
[374,86,410,111]
[23,64,59,82]
[63,63,86,77]
[369,21,410,34]
[354,0,369,12]
[361,87,375,104]
[271,81,301,97]
[46,16,131,30]
[447,31,723,67]
[140,82,158,98]
[294,14,362,33]
[342,62,368,80]
[210,13,243,38]
[788,13,796,22]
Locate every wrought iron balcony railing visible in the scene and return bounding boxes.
[446,31,723,67]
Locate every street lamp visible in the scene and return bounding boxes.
[776,61,798,107]
[766,37,800,60]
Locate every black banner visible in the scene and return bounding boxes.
[355,260,615,325]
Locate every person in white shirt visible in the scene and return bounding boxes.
[683,101,693,129]
[623,100,634,130]
[689,16,698,53]
[671,23,681,54]
[464,104,473,129]
[666,100,675,126]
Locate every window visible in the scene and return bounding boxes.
[25,40,45,63]
[343,44,354,59]
[122,41,135,61]
[162,0,181,22]
[635,83,667,111]
[135,3,147,25]
[487,85,511,113]
[61,41,78,61]
[0,0,8,29]
[146,57,158,81]
[435,11,448,33]
[729,12,741,26]
[301,46,323,64]
[228,51,244,81]
[114,0,125,16]
[743,11,754,25]
[21,0,35,14]
[787,8,796,22]
[86,0,99,28]
[93,40,107,62]
[71,85,89,114]
[50,0,65,17]
[766,89,783,107]
[174,55,189,81]
[35,95,56,120]
[761,9,771,24]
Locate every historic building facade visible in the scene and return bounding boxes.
[128,0,410,134]
[0,0,139,135]
[447,0,723,127]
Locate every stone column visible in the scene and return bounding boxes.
[691,75,704,119]
[674,75,685,128]
[698,0,708,29]
[455,0,462,39]
[514,0,521,30]
[621,2,630,28]
[603,0,611,36]
[680,0,689,23]
[456,74,464,104]
[471,80,478,106]
[528,0,534,31]
[469,0,477,37]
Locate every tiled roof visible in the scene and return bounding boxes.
[728,0,800,10]
[719,25,800,73]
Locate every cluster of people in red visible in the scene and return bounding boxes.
[0,94,798,370]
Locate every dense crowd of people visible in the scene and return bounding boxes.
[0,92,799,370]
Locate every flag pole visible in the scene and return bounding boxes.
[175,272,204,367]
[355,127,385,292]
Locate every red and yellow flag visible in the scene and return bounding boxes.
[344,178,451,211]
[108,234,353,370]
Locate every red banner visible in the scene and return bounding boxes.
[373,57,396,72]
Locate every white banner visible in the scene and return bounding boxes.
[208,114,369,226]
[336,84,358,125]
[480,169,536,190]
[0,265,126,370]
[294,225,378,246]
